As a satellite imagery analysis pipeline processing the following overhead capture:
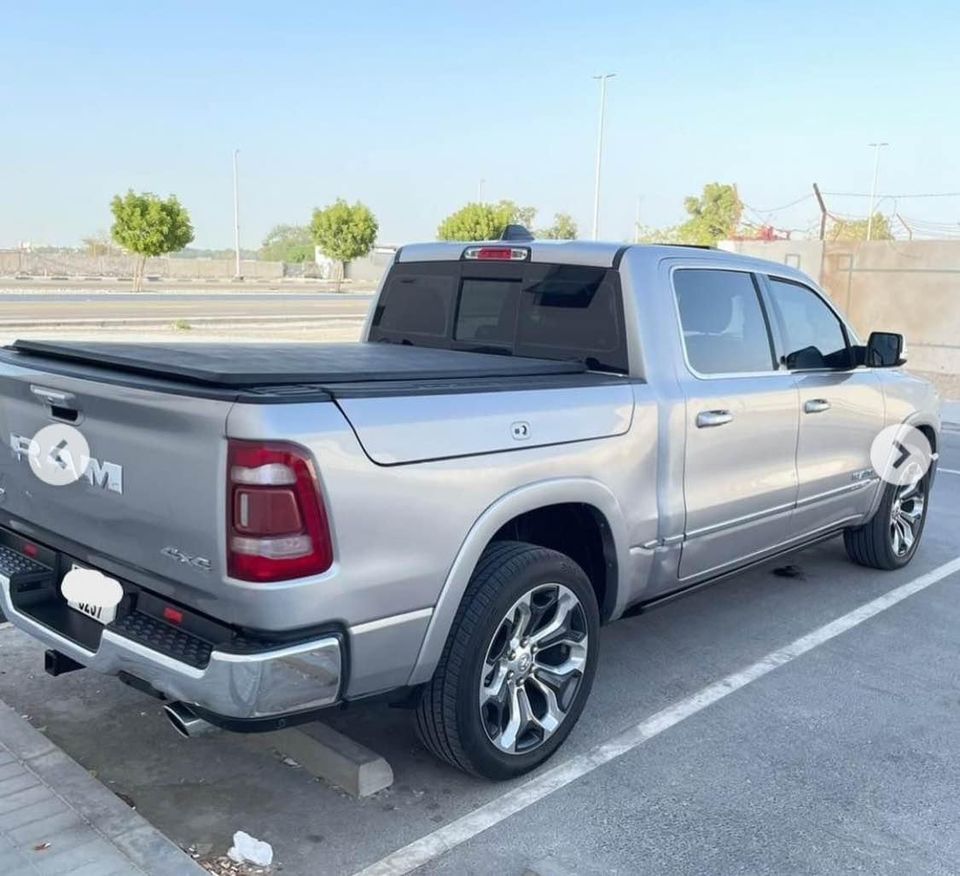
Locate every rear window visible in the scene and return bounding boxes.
[370,261,628,373]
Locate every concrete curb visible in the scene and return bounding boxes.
[0,698,205,875]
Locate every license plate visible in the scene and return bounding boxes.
[66,563,118,626]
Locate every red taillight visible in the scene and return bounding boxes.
[226,440,333,582]
[462,246,529,261]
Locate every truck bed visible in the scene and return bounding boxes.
[8,341,585,388]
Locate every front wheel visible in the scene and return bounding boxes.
[844,473,929,570]
[415,541,600,779]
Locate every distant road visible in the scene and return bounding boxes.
[0,292,374,323]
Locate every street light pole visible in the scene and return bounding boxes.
[591,73,616,240]
[232,149,241,279]
[866,141,888,241]
[478,178,485,204]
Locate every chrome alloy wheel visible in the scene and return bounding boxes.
[479,583,588,755]
[890,477,925,557]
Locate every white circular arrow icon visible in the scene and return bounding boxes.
[26,424,91,487]
[870,424,934,488]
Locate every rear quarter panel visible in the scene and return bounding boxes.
[226,388,659,696]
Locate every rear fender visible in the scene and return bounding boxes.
[406,478,628,686]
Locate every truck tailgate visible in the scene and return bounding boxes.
[0,359,230,594]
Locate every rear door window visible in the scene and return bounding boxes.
[673,269,776,375]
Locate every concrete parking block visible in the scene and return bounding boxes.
[255,722,394,797]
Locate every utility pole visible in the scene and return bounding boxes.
[232,149,242,279]
[634,195,642,243]
[591,73,616,240]
[866,142,888,241]
[812,183,828,241]
[478,178,485,204]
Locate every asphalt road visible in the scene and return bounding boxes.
[0,291,373,323]
[0,431,958,875]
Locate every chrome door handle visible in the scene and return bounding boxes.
[696,410,734,428]
[804,399,831,414]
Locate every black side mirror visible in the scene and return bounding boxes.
[866,331,906,367]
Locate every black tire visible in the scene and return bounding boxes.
[415,540,600,780]
[844,472,930,570]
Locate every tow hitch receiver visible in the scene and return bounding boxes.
[44,649,85,677]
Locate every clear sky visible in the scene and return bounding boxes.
[3,1,959,249]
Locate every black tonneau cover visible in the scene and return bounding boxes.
[8,341,585,388]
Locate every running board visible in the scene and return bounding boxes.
[623,526,849,617]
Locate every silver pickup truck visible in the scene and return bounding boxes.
[0,241,940,779]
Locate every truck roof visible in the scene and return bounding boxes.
[395,240,813,283]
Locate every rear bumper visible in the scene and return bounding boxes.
[0,572,342,719]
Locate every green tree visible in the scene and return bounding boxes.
[437,200,538,241]
[498,200,537,230]
[539,213,578,240]
[676,182,743,245]
[110,190,194,290]
[260,224,315,263]
[634,224,681,244]
[828,213,894,241]
[82,231,116,257]
[310,199,378,291]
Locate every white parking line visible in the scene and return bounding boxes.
[940,468,960,476]
[355,556,960,876]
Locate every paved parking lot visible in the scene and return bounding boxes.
[0,428,958,875]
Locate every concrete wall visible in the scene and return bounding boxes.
[720,240,960,396]
[344,248,396,284]
[0,251,283,280]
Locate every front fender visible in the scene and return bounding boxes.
[405,477,628,686]
[863,407,941,522]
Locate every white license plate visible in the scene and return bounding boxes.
[66,563,118,626]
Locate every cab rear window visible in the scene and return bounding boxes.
[369,261,628,374]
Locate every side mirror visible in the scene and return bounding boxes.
[866,331,906,367]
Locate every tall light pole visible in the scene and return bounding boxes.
[866,141,888,241]
[591,73,616,240]
[232,149,241,278]
[478,178,486,204]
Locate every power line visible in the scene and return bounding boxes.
[823,191,960,199]
[743,193,814,214]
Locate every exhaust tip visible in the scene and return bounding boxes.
[163,702,218,738]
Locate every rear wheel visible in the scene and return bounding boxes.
[844,474,929,570]
[415,541,600,779]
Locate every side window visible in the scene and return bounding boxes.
[766,278,851,370]
[674,269,775,375]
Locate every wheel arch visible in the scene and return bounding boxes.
[406,479,628,686]
[864,413,940,522]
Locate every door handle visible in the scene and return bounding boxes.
[804,399,831,414]
[696,410,734,428]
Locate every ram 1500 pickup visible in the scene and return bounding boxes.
[0,241,941,778]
